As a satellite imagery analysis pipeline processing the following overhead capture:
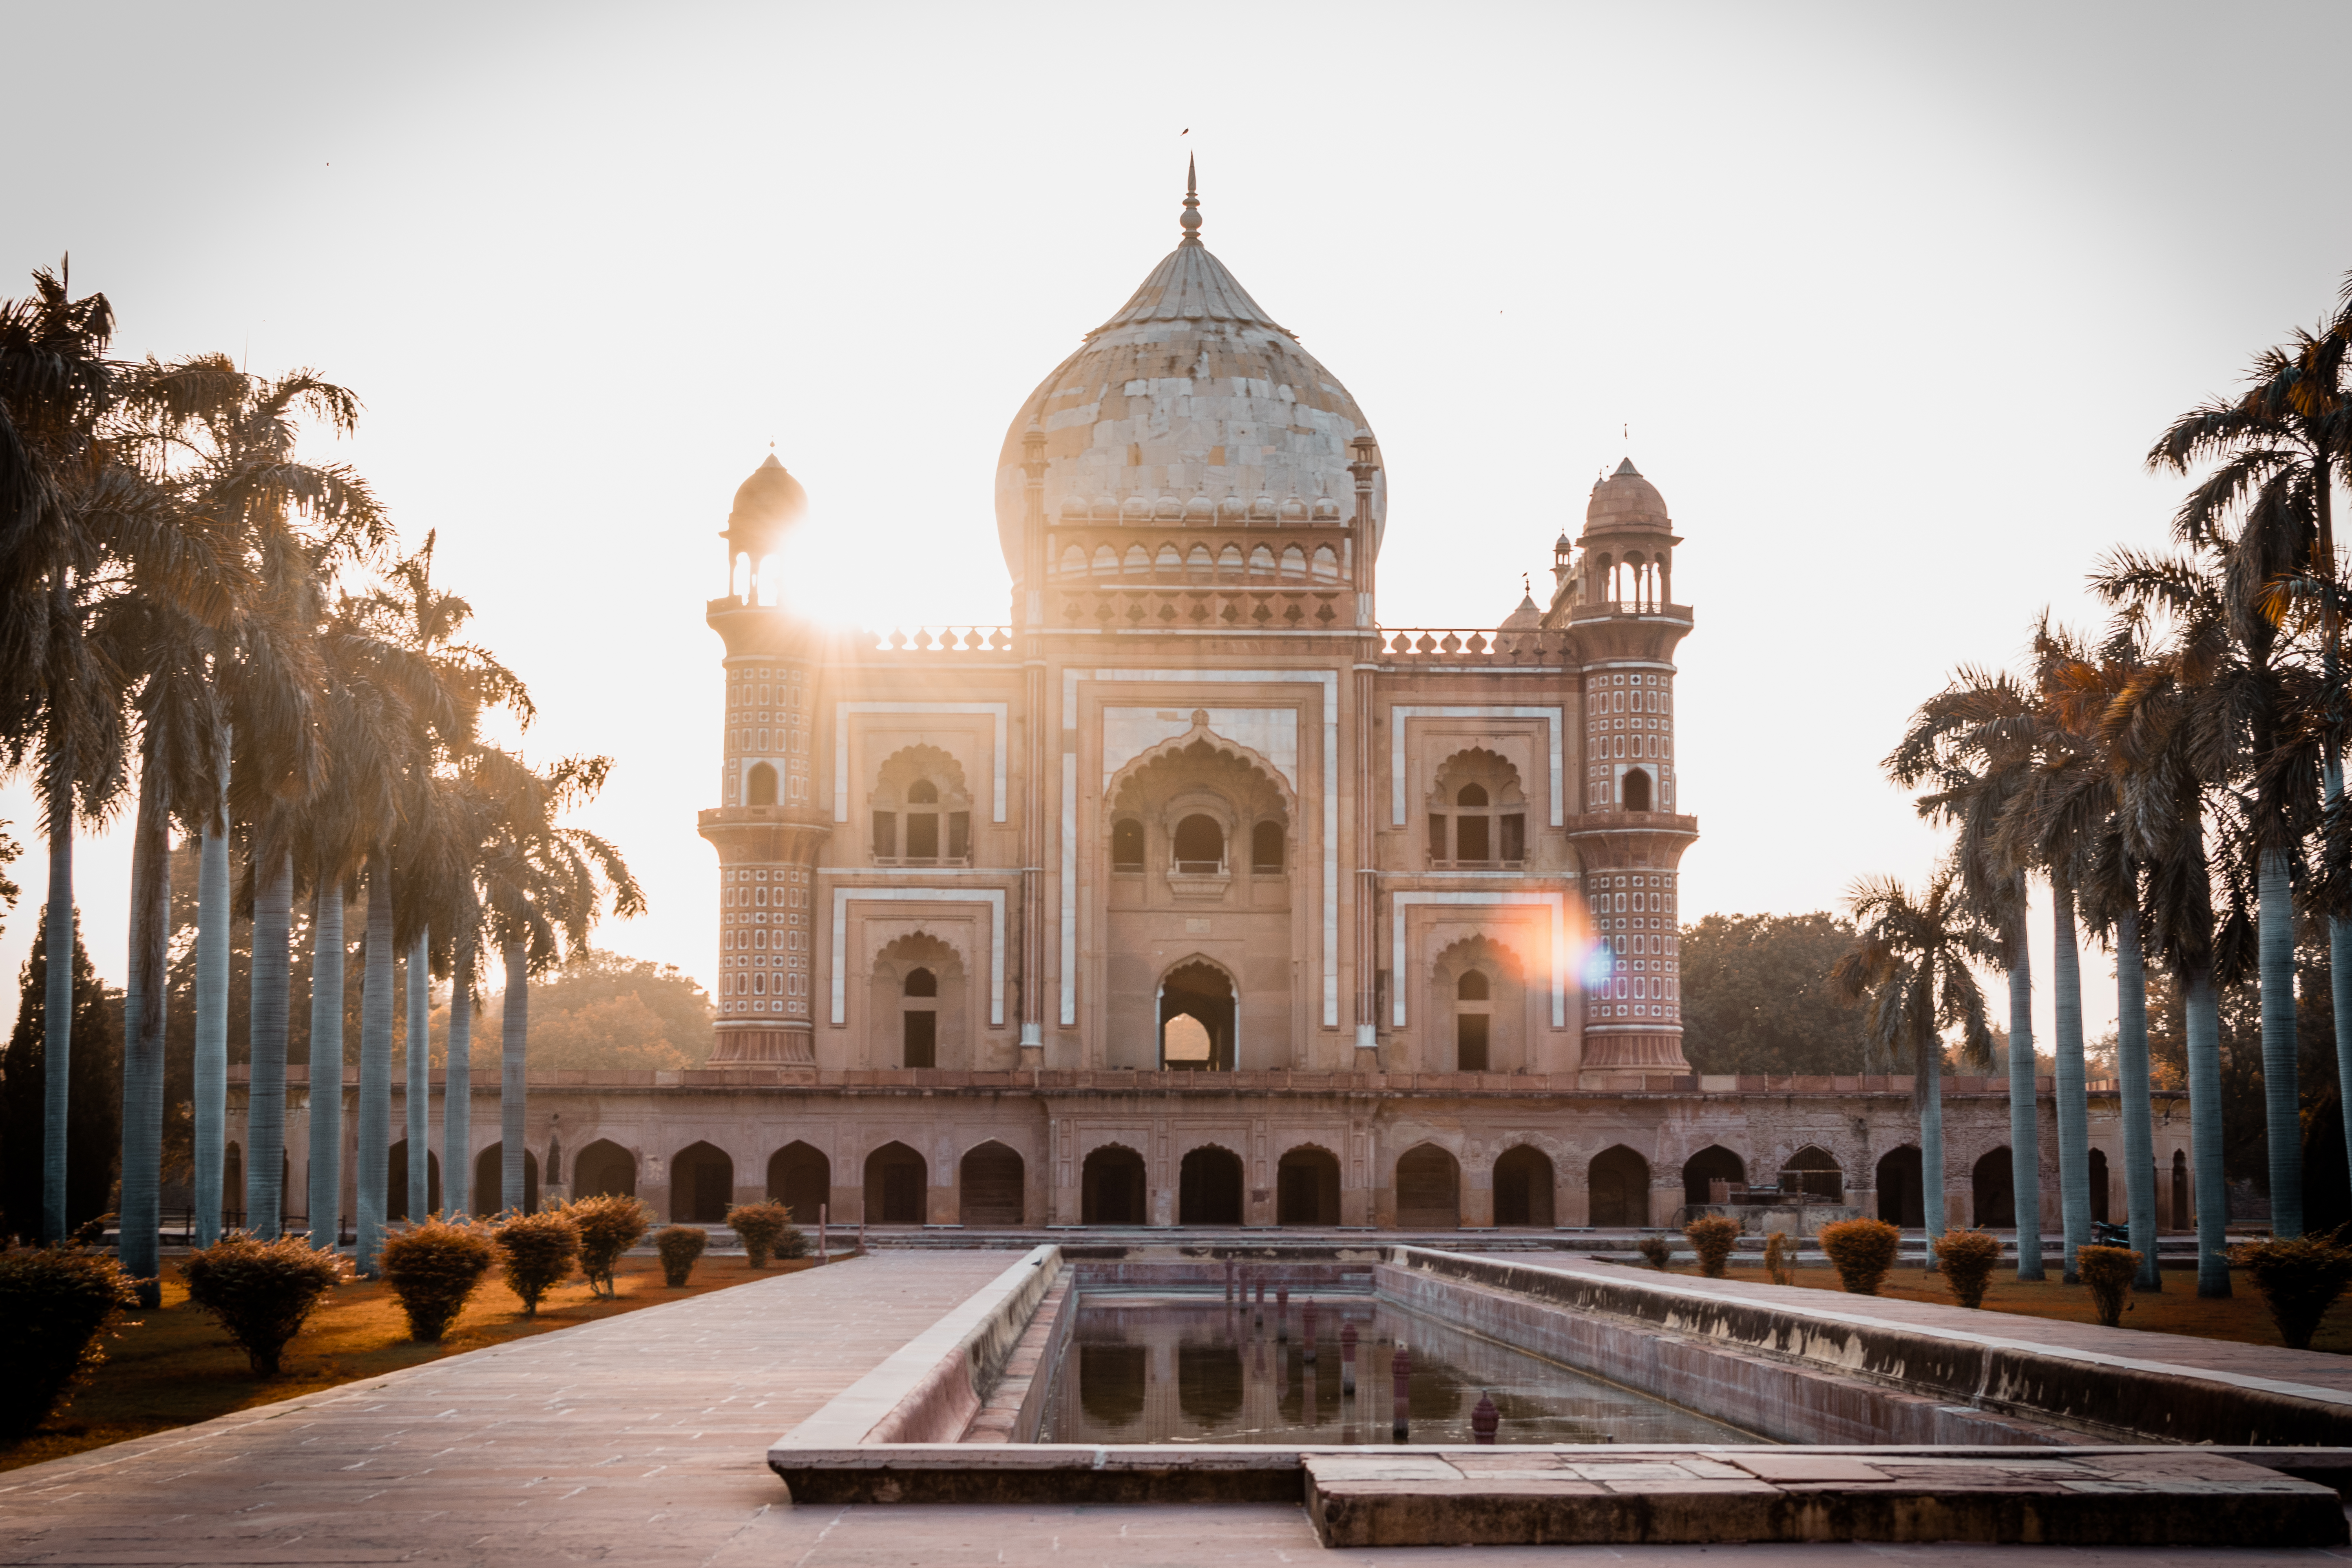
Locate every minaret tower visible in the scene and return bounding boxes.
[1555,458,1699,1079]
[700,453,831,1065]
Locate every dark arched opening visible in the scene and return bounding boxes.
[223,1141,244,1224]
[746,762,778,807]
[1276,1146,1341,1225]
[1160,961,1235,1071]
[1682,1144,1746,1207]
[1781,1145,1844,1203]
[1623,768,1652,813]
[1082,1144,1147,1225]
[1971,1147,2015,1227]
[2089,1147,2110,1223]
[768,1141,830,1224]
[902,966,937,1068]
[864,1141,928,1224]
[671,1141,735,1223]
[573,1139,636,1199]
[959,1141,1025,1226]
[1178,1145,1244,1225]
[2171,1148,2189,1231]
[1876,1146,1924,1227]
[1494,1145,1555,1227]
[1395,1143,1461,1229]
[1251,820,1284,872]
[386,1142,442,1222]
[1588,1145,1650,1227]
[472,1143,539,1216]
[1172,814,1224,872]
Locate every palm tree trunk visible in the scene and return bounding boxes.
[444,939,473,1216]
[246,852,292,1238]
[501,938,528,1212]
[2051,873,2090,1281]
[192,807,230,1247]
[406,929,429,1219]
[40,807,73,1243]
[119,767,170,1306]
[2184,961,2231,1296]
[307,880,346,1252]
[354,856,395,1276]
[1920,1023,1947,1250]
[2005,895,2043,1281]
[2257,846,2303,1238]
[2114,907,2160,1291]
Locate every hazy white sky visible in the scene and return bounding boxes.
[6,1,2350,1055]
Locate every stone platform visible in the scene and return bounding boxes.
[1304,1449,2349,1548]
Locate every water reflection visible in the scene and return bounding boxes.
[1038,1296,1756,1446]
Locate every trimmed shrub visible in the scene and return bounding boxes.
[1819,1217,1901,1296]
[1635,1235,1673,1270]
[0,1242,142,1437]
[725,1201,805,1268]
[2231,1231,2352,1350]
[1684,1215,1741,1279]
[181,1234,351,1376]
[2077,1244,2140,1328]
[656,1225,707,1287]
[379,1219,496,1341]
[71,1212,115,1247]
[1763,1231,1794,1287]
[1933,1227,2003,1310]
[493,1210,580,1316]
[568,1195,652,1298]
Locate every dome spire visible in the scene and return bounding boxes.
[1180,154,1202,245]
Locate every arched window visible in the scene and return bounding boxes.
[1172,814,1224,872]
[905,778,941,859]
[1111,818,1145,871]
[1429,752,1525,867]
[1250,820,1284,872]
[1458,783,1488,807]
[1623,768,1652,813]
[902,965,937,1067]
[1457,971,1489,1001]
[746,763,778,807]
[1455,965,1491,1071]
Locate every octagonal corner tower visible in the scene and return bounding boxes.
[992,166,1385,577]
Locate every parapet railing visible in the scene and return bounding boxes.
[1375,628,1567,663]
[849,626,1015,652]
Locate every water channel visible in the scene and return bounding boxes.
[1035,1292,1760,1446]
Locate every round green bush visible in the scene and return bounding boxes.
[1818,1217,1901,1296]
[1684,1215,1742,1278]
[568,1195,653,1298]
[1933,1227,2003,1310]
[379,1219,496,1341]
[0,1242,141,1437]
[2230,1232,2352,1349]
[493,1211,580,1316]
[181,1234,352,1376]
[655,1225,707,1287]
[725,1201,805,1268]
[2076,1243,2140,1328]
[1634,1235,1673,1270]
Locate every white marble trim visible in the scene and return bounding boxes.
[1389,890,1567,1028]
[1390,705,1565,827]
[831,885,1006,1026]
[834,702,1010,823]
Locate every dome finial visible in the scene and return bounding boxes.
[1180,153,1202,243]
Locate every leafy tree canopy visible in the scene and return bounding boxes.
[429,949,712,1073]
[1678,911,1870,1075]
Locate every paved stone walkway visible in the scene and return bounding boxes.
[4,1251,2348,1566]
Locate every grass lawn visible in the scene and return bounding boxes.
[1695,1261,2352,1353]
[3,1250,834,1474]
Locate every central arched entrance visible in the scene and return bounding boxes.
[387,1142,441,1221]
[1083,1144,1147,1224]
[767,1141,830,1225]
[1494,1145,1555,1226]
[671,1141,734,1223]
[1395,1144,1461,1229]
[1276,1146,1341,1225]
[1971,1147,2015,1227]
[1876,1146,1924,1227]
[1587,1145,1649,1227]
[573,1139,637,1199]
[1159,960,1235,1071]
[1178,1145,1244,1225]
[1682,1145,1746,1207]
[958,1141,1025,1226]
[864,1141,928,1224]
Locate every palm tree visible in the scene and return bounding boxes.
[473,750,643,1212]
[2099,545,2246,1295]
[2149,323,2352,1238]
[1834,867,1998,1249]
[1889,666,2046,1279]
[0,264,136,1241]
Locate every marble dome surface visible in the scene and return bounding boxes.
[993,172,1384,573]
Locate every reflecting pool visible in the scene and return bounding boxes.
[1035,1294,1759,1446]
